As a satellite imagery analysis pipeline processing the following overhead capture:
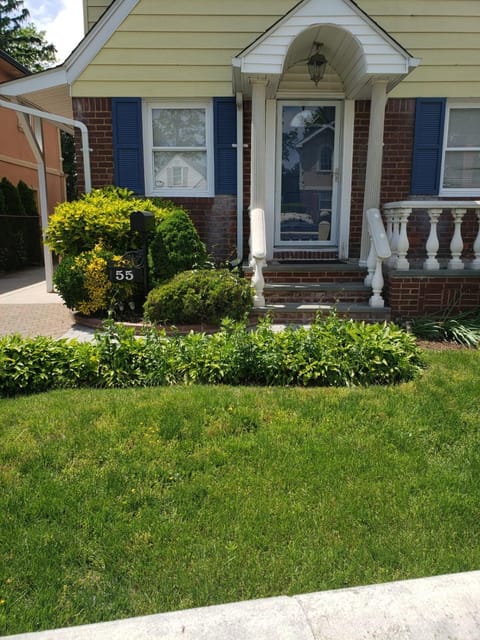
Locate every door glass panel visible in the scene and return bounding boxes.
[280,105,335,242]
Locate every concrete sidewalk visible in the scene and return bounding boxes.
[6,571,480,640]
[0,267,94,340]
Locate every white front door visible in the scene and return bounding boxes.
[275,101,342,247]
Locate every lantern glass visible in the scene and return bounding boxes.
[307,52,327,86]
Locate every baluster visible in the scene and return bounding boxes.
[364,236,376,287]
[424,208,442,270]
[250,256,266,307]
[389,209,400,268]
[396,208,411,270]
[448,208,466,270]
[472,209,480,270]
[369,256,385,308]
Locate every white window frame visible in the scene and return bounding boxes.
[440,100,480,197]
[143,100,214,197]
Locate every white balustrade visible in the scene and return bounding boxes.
[424,208,441,270]
[383,200,480,272]
[366,208,391,307]
[448,208,466,270]
[396,208,411,270]
[249,207,267,307]
[473,210,480,270]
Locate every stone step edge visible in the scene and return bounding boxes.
[264,282,369,292]
[252,301,390,314]
[243,262,367,273]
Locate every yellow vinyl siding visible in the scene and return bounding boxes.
[74,0,296,97]
[84,0,110,31]
[77,0,480,98]
[358,0,480,97]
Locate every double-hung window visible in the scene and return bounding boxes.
[144,101,214,197]
[441,102,480,196]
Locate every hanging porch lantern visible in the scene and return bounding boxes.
[307,43,327,86]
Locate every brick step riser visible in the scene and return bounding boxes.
[247,272,367,284]
[265,291,371,304]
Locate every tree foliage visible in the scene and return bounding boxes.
[0,0,57,71]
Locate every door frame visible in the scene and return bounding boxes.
[275,100,342,248]
[264,98,354,260]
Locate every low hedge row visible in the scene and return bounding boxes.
[0,316,424,397]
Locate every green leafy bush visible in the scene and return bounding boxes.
[0,335,98,396]
[17,180,38,215]
[144,269,253,325]
[0,188,6,214]
[0,316,424,397]
[53,245,137,317]
[149,207,208,282]
[45,187,167,257]
[0,178,25,215]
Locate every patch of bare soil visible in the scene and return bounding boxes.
[415,339,469,351]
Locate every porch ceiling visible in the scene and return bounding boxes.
[233,0,419,99]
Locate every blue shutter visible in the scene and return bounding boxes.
[214,97,237,195]
[411,98,446,195]
[112,98,144,195]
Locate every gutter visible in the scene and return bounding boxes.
[231,91,244,268]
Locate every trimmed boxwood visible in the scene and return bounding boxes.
[149,207,208,283]
[144,269,253,325]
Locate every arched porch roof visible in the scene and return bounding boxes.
[233,0,419,99]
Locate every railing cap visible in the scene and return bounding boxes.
[384,200,480,210]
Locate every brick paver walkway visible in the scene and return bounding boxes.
[0,303,75,338]
[0,268,76,339]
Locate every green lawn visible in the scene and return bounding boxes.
[1,349,480,635]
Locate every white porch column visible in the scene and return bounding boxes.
[360,80,388,264]
[249,77,267,213]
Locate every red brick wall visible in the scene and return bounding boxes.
[350,99,416,259]
[350,101,369,258]
[169,196,238,263]
[386,273,480,318]
[381,99,416,203]
[73,98,114,190]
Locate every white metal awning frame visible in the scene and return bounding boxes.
[0,97,92,291]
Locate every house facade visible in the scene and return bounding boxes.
[2,0,480,318]
[0,50,66,215]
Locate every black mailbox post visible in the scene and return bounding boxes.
[108,210,155,302]
[130,210,155,234]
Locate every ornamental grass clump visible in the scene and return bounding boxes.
[410,312,480,348]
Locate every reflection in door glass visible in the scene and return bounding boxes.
[281,105,335,242]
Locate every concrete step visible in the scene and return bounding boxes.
[264,282,371,304]
[244,262,368,284]
[250,301,391,324]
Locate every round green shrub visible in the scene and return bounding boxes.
[45,187,168,257]
[54,245,137,317]
[149,208,208,283]
[144,269,253,325]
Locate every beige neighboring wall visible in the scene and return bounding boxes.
[77,0,480,98]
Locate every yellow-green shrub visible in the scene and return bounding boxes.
[45,187,168,257]
[53,245,136,316]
